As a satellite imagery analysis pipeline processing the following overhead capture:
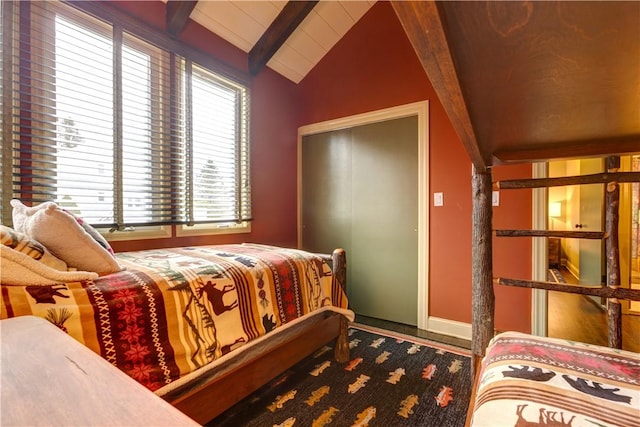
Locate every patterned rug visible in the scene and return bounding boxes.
[547,268,567,283]
[208,324,472,427]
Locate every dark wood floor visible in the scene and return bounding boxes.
[355,315,471,350]
[548,268,640,353]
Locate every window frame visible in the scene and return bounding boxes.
[2,1,252,240]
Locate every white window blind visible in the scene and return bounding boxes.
[1,1,251,229]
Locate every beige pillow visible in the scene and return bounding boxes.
[11,200,122,276]
[1,224,67,271]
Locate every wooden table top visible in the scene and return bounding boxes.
[0,316,199,426]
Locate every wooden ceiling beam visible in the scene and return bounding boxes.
[248,1,318,76]
[493,135,640,165]
[166,0,198,38]
[391,1,487,171]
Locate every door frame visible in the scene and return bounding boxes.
[297,101,430,330]
[531,162,548,336]
[532,158,635,334]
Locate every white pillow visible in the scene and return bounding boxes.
[10,198,48,232]
[11,200,122,275]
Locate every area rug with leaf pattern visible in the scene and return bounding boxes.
[208,324,472,427]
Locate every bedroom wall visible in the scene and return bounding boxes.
[491,165,533,333]
[296,2,532,333]
[102,1,532,333]
[102,1,301,252]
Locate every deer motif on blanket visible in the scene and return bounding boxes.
[514,404,575,427]
[26,285,69,304]
[197,281,238,315]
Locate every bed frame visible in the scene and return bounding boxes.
[162,248,350,425]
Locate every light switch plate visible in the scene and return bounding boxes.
[492,191,500,206]
[434,192,444,207]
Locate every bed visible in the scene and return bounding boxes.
[1,207,354,424]
[464,163,640,427]
[469,332,640,427]
[389,2,640,426]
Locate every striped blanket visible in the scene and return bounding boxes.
[1,244,352,392]
[470,332,640,427]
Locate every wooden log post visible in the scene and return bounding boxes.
[332,248,350,363]
[472,166,494,374]
[605,156,622,349]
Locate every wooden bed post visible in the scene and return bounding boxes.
[471,165,494,374]
[605,156,622,349]
[332,248,350,363]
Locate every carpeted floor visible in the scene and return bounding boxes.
[208,324,472,427]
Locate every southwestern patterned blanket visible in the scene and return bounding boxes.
[470,332,640,427]
[0,244,351,393]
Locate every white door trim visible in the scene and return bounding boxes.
[531,162,548,336]
[297,101,430,330]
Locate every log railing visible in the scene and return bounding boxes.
[495,230,605,239]
[495,171,640,189]
[496,278,640,301]
[604,157,623,347]
[487,155,640,352]
[471,165,494,373]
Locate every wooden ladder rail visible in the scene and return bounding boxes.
[492,156,640,350]
[468,156,639,426]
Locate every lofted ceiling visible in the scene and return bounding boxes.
[392,1,640,169]
[163,1,639,167]
[165,0,376,83]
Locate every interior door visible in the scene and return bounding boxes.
[301,116,419,326]
[578,159,604,302]
[629,156,640,313]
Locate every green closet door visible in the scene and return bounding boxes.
[301,129,352,257]
[301,116,418,326]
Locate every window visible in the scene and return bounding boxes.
[1,2,251,237]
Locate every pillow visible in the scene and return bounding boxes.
[10,199,48,232]
[0,225,67,271]
[63,209,116,256]
[10,200,122,275]
[0,244,98,286]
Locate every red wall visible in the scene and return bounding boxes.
[492,165,533,333]
[296,2,532,332]
[104,1,532,332]
[104,1,301,252]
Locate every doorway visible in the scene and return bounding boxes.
[297,102,429,329]
[542,157,639,352]
[623,155,640,314]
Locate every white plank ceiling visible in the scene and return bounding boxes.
[189,1,376,83]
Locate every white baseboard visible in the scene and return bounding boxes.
[427,316,472,341]
[566,260,579,280]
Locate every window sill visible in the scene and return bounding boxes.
[100,225,172,241]
[175,222,251,237]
